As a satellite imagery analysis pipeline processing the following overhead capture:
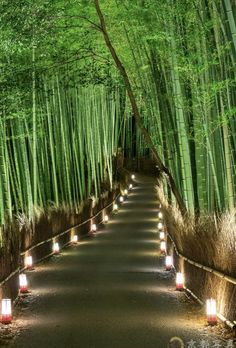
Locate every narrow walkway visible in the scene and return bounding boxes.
[11,176,219,348]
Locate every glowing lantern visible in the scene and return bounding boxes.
[206,299,217,325]
[159,231,165,241]
[72,235,78,244]
[165,256,173,271]
[92,224,97,232]
[1,299,12,324]
[25,255,33,270]
[157,222,163,230]
[119,196,124,203]
[158,211,163,220]
[129,184,133,190]
[104,215,109,223]
[113,204,118,212]
[160,241,166,254]
[19,274,28,294]
[131,174,135,180]
[124,189,128,196]
[176,272,184,290]
[53,242,60,254]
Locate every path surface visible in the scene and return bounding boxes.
[10,176,220,348]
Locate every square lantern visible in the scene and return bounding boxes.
[159,231,165,241]
[157,211,163,220]
[206,299,217,325]
[25,255,33,270]
[165,256,173,271]
[124,189,128,196]
[92,224,97,232]
[129,184,133,190]
[157,222,163,230]
[1,299,12,324]
[119,196,124,203]
[113,204,118,212]
[53,242,60,254]
[160,241,166,254]
[176,272,184,291]
[19,274,28,294]
[72,235,78,244]
[104,215,109,223]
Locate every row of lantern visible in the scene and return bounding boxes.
[1,174,136,325]
[157,209,217,326]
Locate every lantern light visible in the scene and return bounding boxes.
[113,203,118,212]
[124,189,128,196]
[157,222,163,230]
[160,241,166,254]
[104,215,109,223]
[131,174,135,180]
[206,299,217,325]
[176,272,184,290]
[92,223,97,232]
[119,196,124,203]
[25,255,33,270]
[159,231,165,241]
[19,274,28,294]
[158,211,163,220]
[53,242,60,254]
[129,184,133,190]
[165,256,173,271]
[1,299,12,324]
[72,235,78,244]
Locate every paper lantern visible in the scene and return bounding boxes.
[53,242,60,254]
[124,189,128,196]
[131,174,135,180]
[1,299,12,324]
[206,299,217,325]
[92,223,97,232]
[176,272,184,290]
[104,215,109,223]
[119,196,124,203]
[72,235,78,244]
[113,204,118,211]
[159,231,165,241]
[158,211,163,220]
[157,222,163,230]
[25,255,33,270]
[129,184,133,190]
[19,274,28,294]
[160,241,166,254]
[165,256,173,271]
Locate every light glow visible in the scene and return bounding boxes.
[158,211,163,220]
[53,242,60,254]
[113,204,118,211]
[92,223,97,232]
[25,256,33,270]
[1,299,12,324]
[159,231,165,240]
[124,189,128,195]
[160,241,166,254]
[119,196,124,203]
[72,235,78,244]
[104,215,109,223]
[129,184,133,190]
[157,222,163,230]
[131,174,135,180]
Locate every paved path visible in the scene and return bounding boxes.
[10,176,220,348]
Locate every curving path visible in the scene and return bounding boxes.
[9,176,221,348]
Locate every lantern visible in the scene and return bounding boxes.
[19,274,28,294]
[159,231,165,241]
[72,235,78,244]
[160,241,166,254]
[131,174,135,180]
[158,211,163,220]
[176,272,184,290]
[165,256,173,271]
[124,189,128,196]
[53,242,60,254]
[157,222,163,230]
[92,224,97,232]
[129,184,133,190]
[104,215,109,223]
[113,204,118,212]
[1,299,12,324]
[206,299,217,325]
[119,196,124,203]
[25,255,33,270]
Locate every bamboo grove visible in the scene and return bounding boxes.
[1,0,236,231]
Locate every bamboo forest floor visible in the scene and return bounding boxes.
[6,176,227,348]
